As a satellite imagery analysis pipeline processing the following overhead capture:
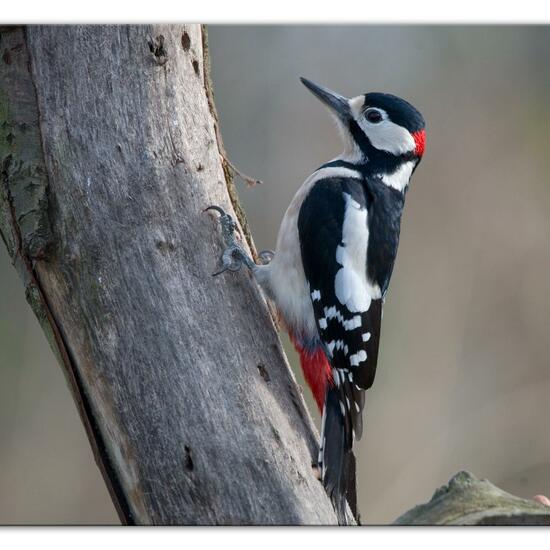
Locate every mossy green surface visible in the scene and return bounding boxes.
[0,28,59,363]
[394,471,550,525]
[0,29,53,263]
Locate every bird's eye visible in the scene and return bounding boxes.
[365,109,383,124]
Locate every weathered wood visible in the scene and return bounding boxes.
[394,471,550,525]
[0,24,339,525]
[2,26,548,528]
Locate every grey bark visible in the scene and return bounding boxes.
[0,24,338,525]
[1,24,548,527]
[394,471,550,525]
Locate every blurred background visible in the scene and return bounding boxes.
[1,25,549,524]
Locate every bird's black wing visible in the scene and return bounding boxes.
[298,175,385,522]
[298,175,383,433]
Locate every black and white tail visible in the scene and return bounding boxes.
[319,386,359,525]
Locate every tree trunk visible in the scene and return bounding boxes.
[4,24,548,528]
[0,24,338,525]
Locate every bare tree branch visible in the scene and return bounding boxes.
[394,471,550,525]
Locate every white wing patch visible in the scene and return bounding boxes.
[349,350,368,367]
[322,306,362,331]
[334,192,381,313]
[326,340,350,360]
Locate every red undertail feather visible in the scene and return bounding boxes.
[290,334,332,412]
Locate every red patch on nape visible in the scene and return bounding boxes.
[290,334,332,413]
[412,129,426,157]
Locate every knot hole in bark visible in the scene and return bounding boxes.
[257,364,270,382]
[181,31,191,51]
[184,445,194,471]
[147,34,167,66]
[192,59,200,76]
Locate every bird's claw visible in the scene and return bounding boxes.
[204,205,238,245]
[211,244,247,276]
[205,205,255,276]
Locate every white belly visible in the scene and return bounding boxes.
[255,166,362,340]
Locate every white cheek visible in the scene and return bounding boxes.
[358,118,415,155]
[348,96,416,155]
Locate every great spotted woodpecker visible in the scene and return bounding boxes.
[208,78,425,524]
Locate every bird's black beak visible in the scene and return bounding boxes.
[300,77,350,120]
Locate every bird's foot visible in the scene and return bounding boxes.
[205,205,257,276]
[257,249,275,266]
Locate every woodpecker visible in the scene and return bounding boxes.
[208,77,425,524]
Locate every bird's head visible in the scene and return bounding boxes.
[300,77,425,168]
